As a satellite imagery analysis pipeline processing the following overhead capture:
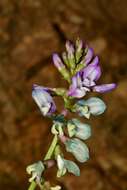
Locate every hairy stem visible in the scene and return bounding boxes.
[28,135,58,190]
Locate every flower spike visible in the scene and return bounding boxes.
[27,38,117,190]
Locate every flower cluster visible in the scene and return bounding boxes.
[27,38,116,190]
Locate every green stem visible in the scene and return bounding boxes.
[44,134,58,160]
[28,135,58,190]
[28,181,36,190]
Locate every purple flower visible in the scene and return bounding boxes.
[68,72,90,98]
[32,84,56,116]
[68,58,116,98]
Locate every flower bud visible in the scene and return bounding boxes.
[82,97,106,116]
[65,138,89,163]
[75,38,83,63]
[53,53,65,70]
[67,119,91,140]
[66,40,75,70]
[53,53,70,82]
[75,97,106,117]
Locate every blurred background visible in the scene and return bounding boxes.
[0,0,127,189]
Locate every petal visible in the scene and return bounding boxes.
[71,74,78,88]
[82,78,95,87]
[32,84,56,116]
[83,64,97,79]
[64,159,80,176]
[65,138,89,163]
[85,47,94,65]
[41,103,51,115]
[90,66,101,81]
[93,83,117,93]
[89,56,99,66]
[68,74,78,96]
[57,155,65,171]
[57,155,66,177]
[84,97,106,115]
[32,85,50,106]
[32,84,56,96]
[68,73,86,98]
[68,88,87,98]
[72,119,91,140]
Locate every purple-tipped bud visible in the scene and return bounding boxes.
[53,53,65,70]
[66,41,75,58]
[93,83,117,93]
[76,39,83,52]
[32,84,56,116]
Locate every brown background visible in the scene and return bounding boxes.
[0,0,127,189]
